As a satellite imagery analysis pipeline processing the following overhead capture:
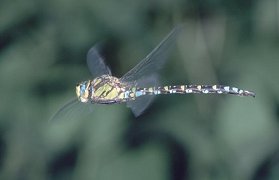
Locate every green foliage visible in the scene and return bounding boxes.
[0,0,278,179]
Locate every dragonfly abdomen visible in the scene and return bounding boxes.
[135,85,255,98]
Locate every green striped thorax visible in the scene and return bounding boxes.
[76,75,135,104]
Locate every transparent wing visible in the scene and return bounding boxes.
[87,45,112,77]
[120,25,182,83]
[49,99,95,122]
[126,74,159,117]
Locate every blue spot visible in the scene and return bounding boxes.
[135,91,143,97]
[80,83,87,94]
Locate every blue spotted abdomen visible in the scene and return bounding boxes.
[134,85,255,97]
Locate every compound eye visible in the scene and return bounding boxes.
[80,83,86,94]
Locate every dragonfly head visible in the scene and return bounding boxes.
[76,81,91,103]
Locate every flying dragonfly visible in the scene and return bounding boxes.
[51,26,255,120]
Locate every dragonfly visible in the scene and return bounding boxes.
[52,26,255,120]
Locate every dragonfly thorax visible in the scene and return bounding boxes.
[76,75,135,104]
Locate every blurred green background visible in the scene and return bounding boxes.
[0,0,279,179]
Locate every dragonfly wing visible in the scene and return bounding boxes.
[126,74,159,117]
[87,45,112,77]
[49,98,94,122]
[120,26,182,82]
